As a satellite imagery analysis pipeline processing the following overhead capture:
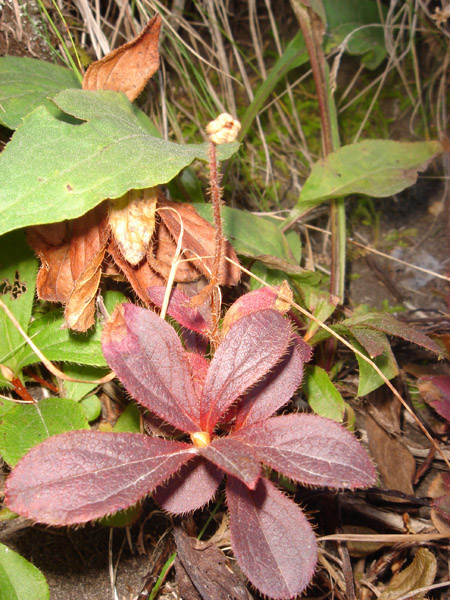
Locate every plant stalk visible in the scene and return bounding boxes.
[208,140,224,344]
[289,0,345,300]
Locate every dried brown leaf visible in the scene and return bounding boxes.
[108,238,164,303]
[365,414,415,500]
[64,205,110,331]
[108,188,157,265]
[27,221,74,302]
[150,222,201,282]
[158,199,240,286]
[82,15,162,102]
[174,527,251,600]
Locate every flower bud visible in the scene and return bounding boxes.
[206,113,241,144]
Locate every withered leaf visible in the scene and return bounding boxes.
[64,205,109,331]
[108,188,157,266]
[82,15,162,102]
[158,199,240,286]
[107,238,164,303]
[174,527,251,600]
[27,221,74,302]
[149,222,202,282]
[365,414,415,500]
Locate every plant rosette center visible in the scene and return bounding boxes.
[190,431,211,447]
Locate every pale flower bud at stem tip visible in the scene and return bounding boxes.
[206,113,241,145]
[0,364,14,382]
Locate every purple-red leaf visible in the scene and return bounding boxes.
[147,286,209,334]
[199,437,261,488]
[227,476,317,599]
[102,304,201,432]
[184,352,209,400]
[234,341,305,430]
[5,431,194,525]
[418,375,450,423]
[154,456,222,514]
[233,414,376,489]
[343,312,441,356]
[221,285,291,336]
[200,310,291,432]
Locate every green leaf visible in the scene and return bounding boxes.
[103,290,128,317]
[60,364,108,401]
[113,402,141,433]
[0,397,89,466]
[239,31,308,140]
[0,56,81,129]
[323,0,388,70]
[352,336,398,396]
[378,547,436,600]
[0,89,239,236]
[0,543,49,600]
[0,231,38,385]
[285,140,443,222]
[99,503,142,528]
[0,399,16,418]
[16,310,107,369]
[194,204,302,273]
[79,396,102,422]
[303,366,345,422]
[302,287,339,340]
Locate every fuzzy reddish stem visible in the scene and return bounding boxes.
[208,141,224,344]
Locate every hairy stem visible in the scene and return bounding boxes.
[208,140,224,344]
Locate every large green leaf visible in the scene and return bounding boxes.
[0,397,89,466]
[0,56,81,129]
[60,364,109,402]
[323,0,388,70]
[194,204,302,273]
[0,89,239,236]
[0,231,38,386]
[0,543,49,600]
[16,310,107,369]
[284,140,443,223]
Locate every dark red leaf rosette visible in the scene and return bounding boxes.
[5,290,376,598]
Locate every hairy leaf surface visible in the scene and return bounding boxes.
[227,476,317,599]
[200,310,291,432]
[147,287,209,334]
[0,89,239,236]
[153,456,222,514]
[102,304,201,432]
[233,414,376,488]
[234,343,305,430]
[199,437,260,488]
[5,431,194,525]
